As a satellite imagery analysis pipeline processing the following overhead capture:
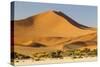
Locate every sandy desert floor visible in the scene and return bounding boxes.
[13,57,97,66]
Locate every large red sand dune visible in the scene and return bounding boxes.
[12,10,97,56]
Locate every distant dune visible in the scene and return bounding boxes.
[12,10,97,57]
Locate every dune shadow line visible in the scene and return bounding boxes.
[53,11,90,29]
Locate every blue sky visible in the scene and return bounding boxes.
[13,1,97,27]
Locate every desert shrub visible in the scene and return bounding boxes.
[87,49,97,57]
[64,49,82,58]
[50,50,63,59]
[81,48,90,53]
[32,52,50,61]
[16,60,19,63]
[11,52,31,60]
[64,50,74,56]
[81,48,94,57]
[63,48,97,59]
